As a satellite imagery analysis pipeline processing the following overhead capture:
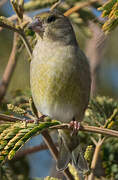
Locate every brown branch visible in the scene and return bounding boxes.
[0,17,32,58]
[20,30,32,58]
[0,113,23,122]
[0,15,17,32]
[50,0,62,11]
[64,0,101,16]
[1,113,118,138]
[0,14,32,32]
[0,15,32,101]
[14,143,57,159]
[0,33,19,102]
[50,124,118,138]
[88,137,105,180]
[0,20,20,33]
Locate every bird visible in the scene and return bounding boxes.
[28,9,91,177]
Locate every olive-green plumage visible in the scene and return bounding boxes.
[29,9,91,175]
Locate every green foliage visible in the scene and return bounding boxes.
[84,145,93,163]
[68,164,79,180]
[98,0,118,33]
[1,157,30,180]
[0,120,60,164]
[84,96,118,179]
[102,138,118,179]
[1,95,118,179]
[7,104,26,115]
[85,96,118,129]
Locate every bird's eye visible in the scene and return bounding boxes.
[47,15,56,23]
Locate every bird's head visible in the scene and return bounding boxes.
[28,10,77,45]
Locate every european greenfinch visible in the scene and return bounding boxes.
[29,9,91,178]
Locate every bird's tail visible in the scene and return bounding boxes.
[72,145,89,180]
[57,130,89,179]
[56,134,71,171]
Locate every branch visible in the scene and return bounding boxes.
[50,0,62,11]
[0,15,32,101]
[1,113,118,138]
[50,124,118,138]
[0,17,32,58]
[88,137,105,180]
[0,33,19,102]
[0,20,19,33]
[0,113,24,122]
[0,15,17,32]
[14,143,56,159]
[64,0,101,16]
[0,14,32,32]
[20,31,32,58]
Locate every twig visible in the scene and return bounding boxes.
[0,18,32,58]
[0,33,19,102]
[0,15,32,101]
[42,130,75,180]
[64,0,101,16]
[0,20,20,33]
[90,137,97,145]
[0,15,17,32]
[1,113,118,138]
[14,143,58,159]
[50,124,118,138]
[0,113,24,122]
[20,31,32,58]
[50,0,62,11]
[88,137,105,180]
[0,14,32,32]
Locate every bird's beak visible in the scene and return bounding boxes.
[28,18,44,33]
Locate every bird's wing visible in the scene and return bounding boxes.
[56,133,71,171]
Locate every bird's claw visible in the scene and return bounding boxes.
[69,121,80,136]
[69,121,80,130]
[34,115,46,124]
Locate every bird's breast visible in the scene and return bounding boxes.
[30,40,91,122]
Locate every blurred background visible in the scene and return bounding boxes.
[0,0,118,179]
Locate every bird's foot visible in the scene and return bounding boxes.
[69,120,80,131]
[69,120,80,136]
[34,115,46,124]
[23,119,34,128]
